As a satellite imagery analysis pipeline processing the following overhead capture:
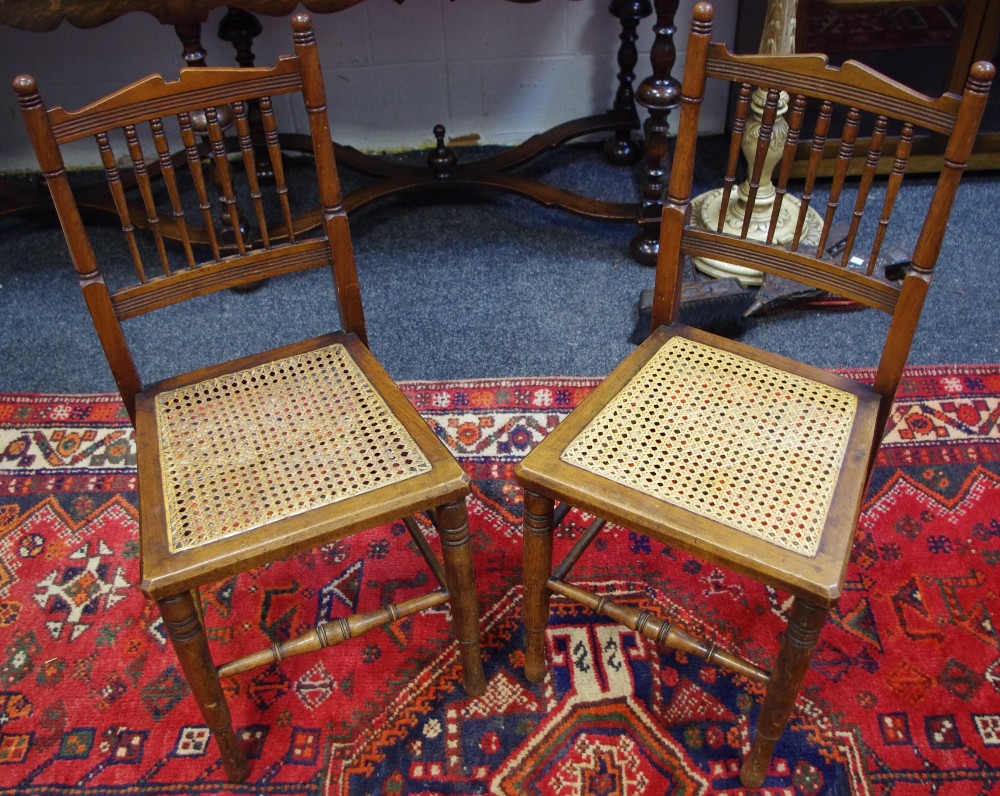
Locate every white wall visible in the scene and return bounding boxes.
[0,0,738,172]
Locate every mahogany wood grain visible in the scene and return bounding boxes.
[516,3,993,788]
[739,599,828,787]
[218,588,453,678]
[14,14,486,782]
[741,87,781,234]
[706,45,965,132]
[436,499,488,697]
[717,83,753,233]
[767,92,807,244]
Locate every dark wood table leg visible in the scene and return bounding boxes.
[1,6,660,246]
[174,22,209,67]
[210,4,646,225]
[631,0,681,265]
[3,24,211,223]
[175,20,260,258]
[218,6,263,68]
[605,0,653,165]
[218,7,279,188]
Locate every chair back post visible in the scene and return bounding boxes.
[871,59,994,447]
[292,13,369,347]
[13,75,143,422]
[649,2,715,334]
[910,60,995,275]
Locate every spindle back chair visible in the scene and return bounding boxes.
[14,13,486,783]
[516,3,993,788]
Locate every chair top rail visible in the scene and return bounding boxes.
[705,43,962,135]
[48,57,304,144]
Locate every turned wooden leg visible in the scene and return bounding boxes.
[522,490,555,682]
[158,591,250,783]
[437,499,487,697]
[173,23,208,68]
[741,598,829,788]
[631,0,681,265]
[217,7,263,69]
[604,0,651,165]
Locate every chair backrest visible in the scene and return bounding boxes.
[652,2,993,441]
[13,13,366,423]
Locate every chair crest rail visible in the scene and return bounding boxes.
[48,59,303,143]
[706,43,962,134]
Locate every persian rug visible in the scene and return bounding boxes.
[803,2,959,53]
[0,366,998,795]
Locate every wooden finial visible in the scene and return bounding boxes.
[291,12,314,44]
[969,60,995,93]
[427,124,457,180]
[691,2,714,29]
[12,74,39,107]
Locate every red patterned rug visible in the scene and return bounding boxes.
[1,366,998,794]
[803,2,959,53]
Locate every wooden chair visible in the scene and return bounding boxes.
[516,3,992,788]
[13,14,486,783]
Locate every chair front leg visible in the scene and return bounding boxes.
[741,597,829,788]
[436,498,487,697]
[522,489,555,682]
[158,591,250,783]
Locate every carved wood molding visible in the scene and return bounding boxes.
[0,0,555,32]
[706,43,963,134]
[0,0,363,32]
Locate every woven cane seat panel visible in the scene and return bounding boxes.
[155,343,432,553]
[560,336,858,556]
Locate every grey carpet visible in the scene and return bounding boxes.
[0,141,996,394]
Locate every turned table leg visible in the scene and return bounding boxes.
[218,8,281,188]
[631,0,681,265]
[218,7,264,68]
[605,0,652,165]
[174,23,208,68]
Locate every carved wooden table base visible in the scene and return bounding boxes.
[2,0,684,261]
